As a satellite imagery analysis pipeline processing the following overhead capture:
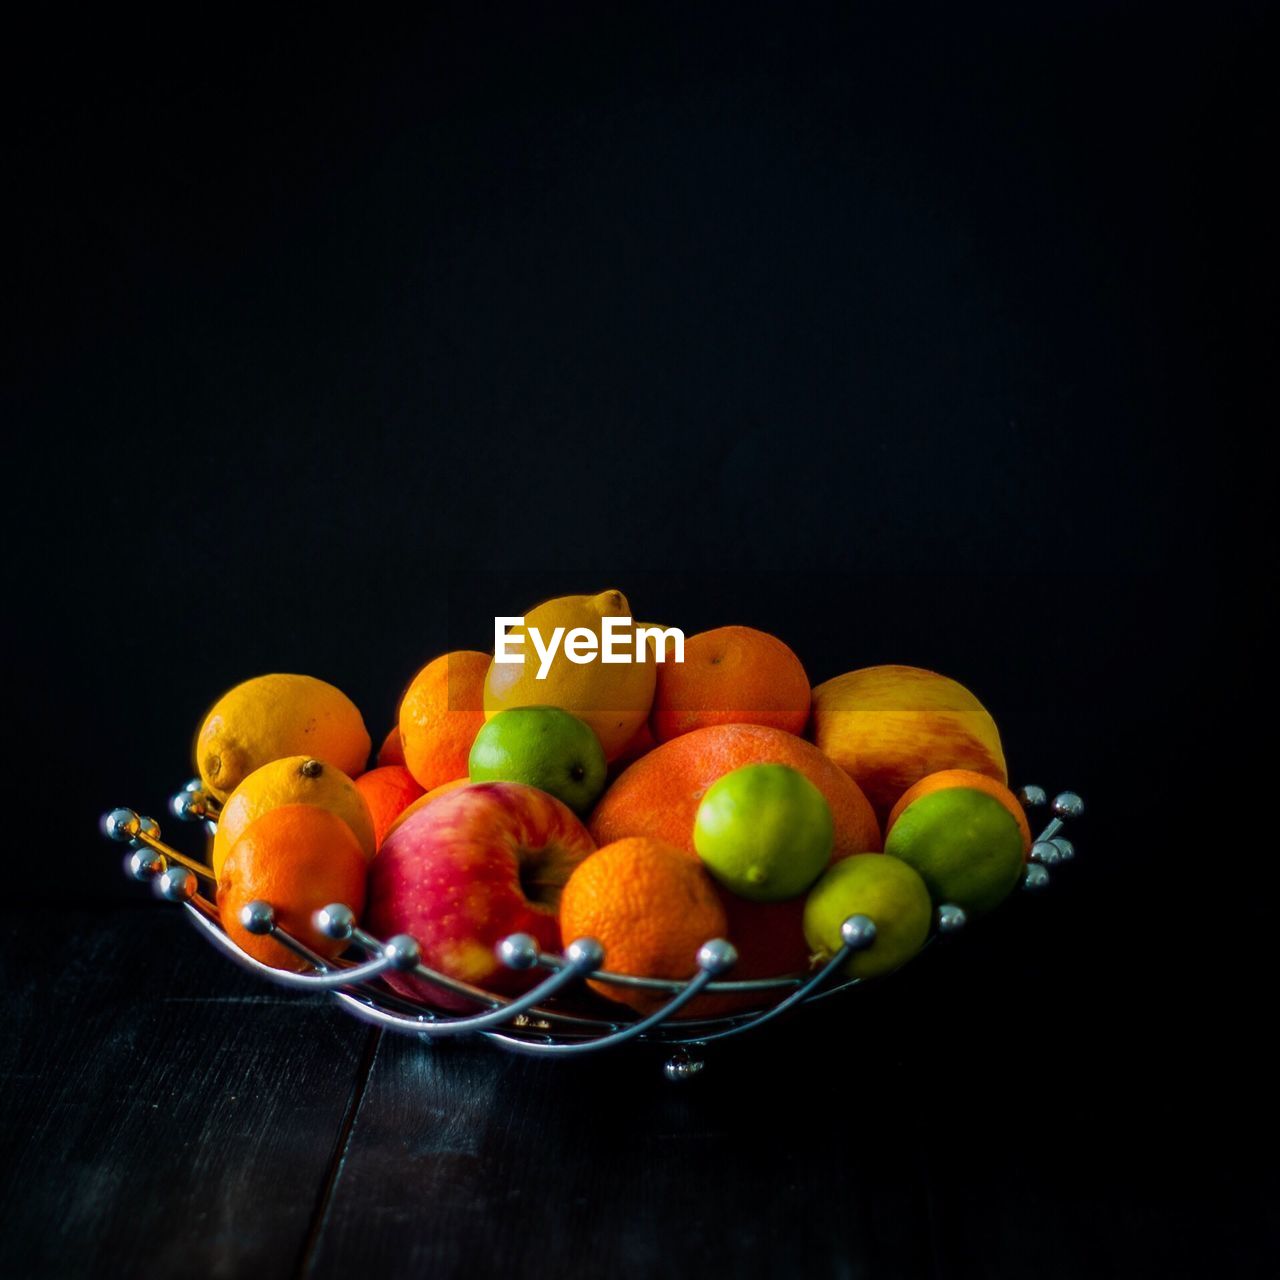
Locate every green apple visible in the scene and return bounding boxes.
[693,763,833,901]
[803,853,932,978]
[885,787,1023,913]
[468,706,607,816]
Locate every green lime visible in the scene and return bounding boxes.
[693,763,833,901]
[884,787,1024,913]
[468,706,607,816]
[803,853,932,978]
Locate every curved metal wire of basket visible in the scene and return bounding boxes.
[101,781,1082,1080]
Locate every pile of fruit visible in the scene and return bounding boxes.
[194,589,1033,1017]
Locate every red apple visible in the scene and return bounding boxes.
[695,891,813,1016]
[366,780,596,1011]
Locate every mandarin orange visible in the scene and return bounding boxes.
[377,725,406,767]
[354,765,426,849]
[651,626,810,742]
[217,805,368,972]
[399,651,489,791]
[558,837,727,1015]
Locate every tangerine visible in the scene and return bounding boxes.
[558,837,727,1015]
[399,651,490,791]
[217,805,368,972]
[651,625,810,742]
[377,725,406,767]
[354,765,426,849]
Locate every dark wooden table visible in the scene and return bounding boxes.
[2,878,1273,1278]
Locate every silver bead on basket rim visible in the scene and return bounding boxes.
[936,903,967,934]
[1023,863,1051,891]
[126,847,166,881]
[182,777,205,794]
[1050,837,1075,862]
[1052,791,1085,820]
[697,938,738,975]
[156,866,197,903]
[497,933,541,971]
[1017,785,1048,808]
[565,938,606,970]
[314,903,355,941]
[840,915,877,950]
[383,935,421,971]
[240,900,276,935]
[102,808,141,842]
[170,790,206,822]
[1031,840,1062,867]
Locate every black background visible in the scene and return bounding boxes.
[5,3,1272,1275]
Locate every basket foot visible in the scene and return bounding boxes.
[663,1048,705,1083]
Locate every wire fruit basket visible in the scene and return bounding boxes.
[102,781,1082,1081]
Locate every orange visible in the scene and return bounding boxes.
[195,673,370,801]
[377,725,406,767]
[651,626,810,742]
[399,651,490,791]
[886,769,1032,855]
[217,805,368,972]
[589,723,881,860]
[483,590,656,761]
[212,756,375,878]
[384,776,471,837]
[558,837,727,1015]
[355,765,426,849]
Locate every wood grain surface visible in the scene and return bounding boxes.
[2,896,1273,1279]
[0,908,368,1278]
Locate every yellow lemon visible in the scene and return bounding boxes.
[195,673,371,801]
[483,590,656,760]
[211,756,376,879]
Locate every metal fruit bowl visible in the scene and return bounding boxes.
[101,781,1082,1081]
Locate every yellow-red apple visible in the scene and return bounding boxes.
[809,665,1007,820]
